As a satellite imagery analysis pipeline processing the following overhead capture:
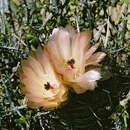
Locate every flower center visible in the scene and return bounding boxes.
[67,58,75,69]
[44,82,54,90]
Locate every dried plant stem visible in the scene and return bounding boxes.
[104,17,110,48]
[39,13,53,30]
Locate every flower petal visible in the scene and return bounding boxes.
[66,25,75,38]
[55,29,71,59]
[73,70,101,92]
[72,31,90,68]
[21,58,44,78]
[72,85,87,94]
[28,100,58,109]
[19,46,68,109]
[84,43,100,61]
[46,42,65,74]
[85,52,106,66]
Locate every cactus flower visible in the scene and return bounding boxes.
[46,26,106,94]
[19,47,68,109]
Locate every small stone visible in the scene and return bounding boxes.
[107,4,126,25]
[99,9,104,16]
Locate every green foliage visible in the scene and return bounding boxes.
[112,105,129,129]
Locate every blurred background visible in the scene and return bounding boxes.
[0,0,130,130]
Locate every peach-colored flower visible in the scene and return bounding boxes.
[46,26,106,94]
[19,47,68,110]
